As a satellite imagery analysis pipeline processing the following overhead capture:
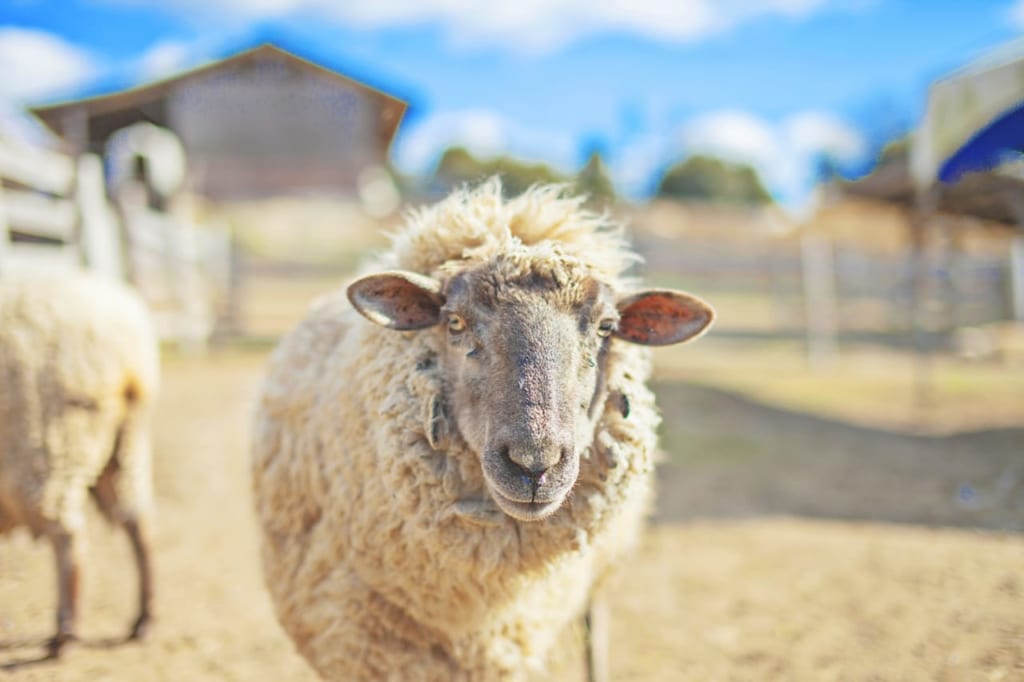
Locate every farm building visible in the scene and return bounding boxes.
[821,36,1024,323]
[29,43,409,199]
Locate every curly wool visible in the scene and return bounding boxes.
[253,181,661,681]
[0,271,159,537]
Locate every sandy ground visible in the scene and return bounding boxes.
[1,352,1022,681]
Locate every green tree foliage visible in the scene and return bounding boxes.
[432,147,565,197]
[573,151,616,207]
[878,136,909,165]
[655,155,772,205]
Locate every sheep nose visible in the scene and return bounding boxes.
[500,443,572,487]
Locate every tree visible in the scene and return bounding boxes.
[877,136,909,165]
[432,147,565,197]
[492,157,564,197]
[434,147,483,184]
[574,151,616,207]
[655,155,772,205]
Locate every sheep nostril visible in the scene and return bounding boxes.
[502,448,548,487]
[518,464,548,487]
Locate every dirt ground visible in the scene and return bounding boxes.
[1,350,1022,681]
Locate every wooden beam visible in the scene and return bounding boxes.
[0,139,75,195]
[1,189,77,241]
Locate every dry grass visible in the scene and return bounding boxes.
[653,336,1024,434]
[237,272,348,340]
[611,519,1023,681]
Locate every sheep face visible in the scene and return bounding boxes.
[437,263,616,522]
[348,258,713,523]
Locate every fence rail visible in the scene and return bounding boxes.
[633,231,1019,357]
[0,129,231,347]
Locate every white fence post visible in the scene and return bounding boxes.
[801,233,839,367]
[1011,235,1024,323]
[0,184,9,272]
[76,153,124,281]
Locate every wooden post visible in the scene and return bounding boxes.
[801,232,838,367]
[1005,188,1024,323]
[76,153,124,281]
[168,212,211,353]
[224,232,244,337]
[61,109,89,155]
[113,180,148,286]
[1012,235,1024,323]
[910,188,939,411]
[0,184,9,273]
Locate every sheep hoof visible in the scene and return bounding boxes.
[46,631,76,659]
[129,614,152,641]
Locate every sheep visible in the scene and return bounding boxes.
[251,179,714,681]
[0,270,160,657]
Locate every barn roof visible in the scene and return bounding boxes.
[836,156,1024,228]
[29,42,409,145]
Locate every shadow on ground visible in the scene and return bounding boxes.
[653,383,1024,532]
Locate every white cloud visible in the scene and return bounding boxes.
[0,101,59,147]
[396,107,866,207]
[681,110,782,171]
[615,108,866,207]
[137,40,193,79]
[392,109,576,175]
[116,0,837,53]
[614,132,674,195]
[688,109,865,205]
[784,111,866,162]
[0,28,97,101]
[393,110,508,174]
[1010,0,1024,30]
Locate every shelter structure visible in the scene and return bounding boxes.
[838,39,1024,327]
[816,39,1024,395]
[30,43,409,199]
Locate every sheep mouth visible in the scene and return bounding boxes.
[487,484,569,522]
[479,446,580,522]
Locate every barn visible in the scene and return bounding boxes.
[29,43,409,199]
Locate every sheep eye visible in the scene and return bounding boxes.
[597,319,616,337]
[447,314,467,333]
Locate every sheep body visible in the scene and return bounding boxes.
[253,182,667,680]
[0,270,159,653]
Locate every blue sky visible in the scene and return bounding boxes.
[1,0,1021,207]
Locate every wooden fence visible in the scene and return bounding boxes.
[632,230,1019,356]
[0,126,231,347]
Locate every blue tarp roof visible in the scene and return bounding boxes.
[938,100,1024,184]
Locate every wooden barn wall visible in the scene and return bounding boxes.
[167,56,381,197]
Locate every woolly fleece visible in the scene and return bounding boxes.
[252,181,663,681]
[0,271,159,538]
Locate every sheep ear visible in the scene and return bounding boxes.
[347,271,444,330]
[614,290,714,346]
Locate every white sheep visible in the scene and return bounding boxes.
[0,271,160,657]
[252,180,714,681]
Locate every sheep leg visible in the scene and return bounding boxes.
[584,594,609,682]
[48,530,81,658]
[123,516,154,640]
[91,416,155,641]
